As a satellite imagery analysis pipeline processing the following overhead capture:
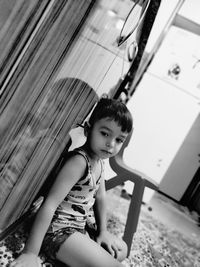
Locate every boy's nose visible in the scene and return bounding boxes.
[106,139,114,148]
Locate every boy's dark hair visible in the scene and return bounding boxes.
[88,98,133,133]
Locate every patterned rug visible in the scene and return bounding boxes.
[106,187,200,267]
[1,188,200,267]
[107,210,200,267]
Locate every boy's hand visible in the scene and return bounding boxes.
[96,230,118,259]
[9,253,42,267]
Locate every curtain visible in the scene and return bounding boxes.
[0,0,98,230]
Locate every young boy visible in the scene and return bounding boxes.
[10,97,133,267]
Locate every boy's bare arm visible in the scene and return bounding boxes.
[10,155,87,266]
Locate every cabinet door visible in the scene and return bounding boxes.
[126,73,200,182]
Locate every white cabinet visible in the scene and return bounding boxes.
[160,114,200,200]
[122,1,200,202]
[124,24,200,201]
[125,73,199,184]
[144,25,200,200]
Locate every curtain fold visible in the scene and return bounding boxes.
[0,0,98,230]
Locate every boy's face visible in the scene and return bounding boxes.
[89,117,129,160]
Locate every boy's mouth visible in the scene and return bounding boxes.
[101,149,112,156]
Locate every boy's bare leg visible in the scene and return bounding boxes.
[56,232,126,267]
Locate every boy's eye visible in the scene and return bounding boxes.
[100,131,109,137]
[116,138,124,144]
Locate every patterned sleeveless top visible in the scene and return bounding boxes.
[49,148,104,232]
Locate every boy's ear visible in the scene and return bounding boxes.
[83,122,91,136]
